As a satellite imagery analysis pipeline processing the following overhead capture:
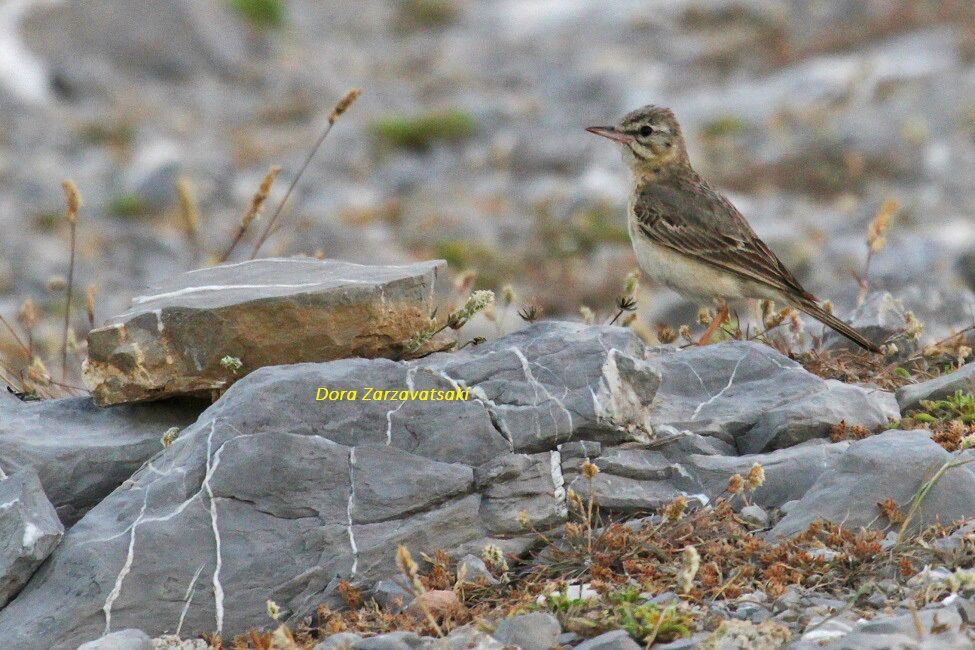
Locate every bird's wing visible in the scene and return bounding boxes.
[633,180,816,302]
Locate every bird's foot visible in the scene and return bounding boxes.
[696,304,730,346]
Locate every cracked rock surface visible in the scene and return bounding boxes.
[0,468,63,608]
[0,322,658,648]
[0,395,204,525]
[0,324,921,648]
[647,340,898,453]
[83,258,450,406]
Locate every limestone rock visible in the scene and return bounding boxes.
[491,612,561,650]
[0,323,657,648]
[83,258,449,406]
[648,341,897,452]
[77,629,151,650]
[896,362,975,413]
[0,468,63,607]
[772,431,975,538]
[0,396,203,525]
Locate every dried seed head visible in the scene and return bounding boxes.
[17,298,37,330]
[745,463,765,491]
[678,324,691,340]
[62,180,81,223]
[656,324,677,344]
[867,198,896,253]
[726,473,745,495]
[580,461,599,480]
[85,284,97,327]
[328,88,362,124]
[663,495,687,522]
[241,166,282,229]
[697,308,713,326]
[396,545,419,581]
[517,510,531,529]
[676,545,700,594]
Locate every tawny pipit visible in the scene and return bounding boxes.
[587,105,880,353]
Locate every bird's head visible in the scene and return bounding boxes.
[587,105,689,176]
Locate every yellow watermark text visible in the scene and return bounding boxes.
[315,386,470,402]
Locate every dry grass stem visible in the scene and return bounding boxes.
[220,166,281,263]
[858,198,897,304]
[249,88,362,259]
[176,177,201,259]
[61,180,80,383]
[85,284,97,329]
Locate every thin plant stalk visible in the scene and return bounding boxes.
[61,181,80,383]
[249,88,361,259]
[219,166,281,263]
[897,458,975,544]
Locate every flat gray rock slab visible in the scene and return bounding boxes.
[896,362,975,412]
[0,396,204,525]
[0,468,63,607]
[492,612,561,650]
[0,323,659,649]
[83,258,449,405]
[648,340,898,453]
[772,430,975,538]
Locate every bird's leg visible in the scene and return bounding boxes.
[697,301,730,345]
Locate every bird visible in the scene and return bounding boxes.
[586,105,880,353]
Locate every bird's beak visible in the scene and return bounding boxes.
[586,126,634,144]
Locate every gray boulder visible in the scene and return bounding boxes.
[822,292,913,353]
[575,629,641,650]
[353,632,425,650]
[680,439,850,510]
[773,431,975,538]
[23,0,250,87]
[83,258,451,405]
[896,362,975,413]
[491,612,561,650]
[314,633,364,650]
[648,341,897,453]
[0,468,63,606]
[456,554,498,585]
[0,323,658,649]
[0,396,203,525]
[77,629,151,650]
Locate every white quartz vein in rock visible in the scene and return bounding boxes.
[176,563,206,637]
[346,447,359,577]
[510,346,573,438]
[691,353,746,421]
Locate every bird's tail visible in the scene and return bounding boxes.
[791,299,881,353]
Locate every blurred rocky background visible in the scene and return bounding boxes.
[2,0,975,383]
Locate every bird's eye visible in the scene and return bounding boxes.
[639,125,653,138]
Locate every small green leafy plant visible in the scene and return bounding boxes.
[229,0,285,29]
[912,390,975,424]
[370,109,476,151]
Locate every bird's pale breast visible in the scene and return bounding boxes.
[627,209,778,302]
